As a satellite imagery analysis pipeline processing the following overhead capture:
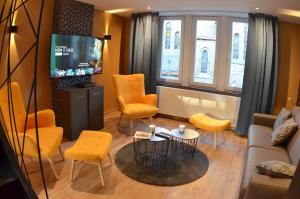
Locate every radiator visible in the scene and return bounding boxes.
[157,86,241,128]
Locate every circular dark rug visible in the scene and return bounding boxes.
[115,142,209,186]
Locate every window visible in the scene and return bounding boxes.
[228,21,248,88]
[159,18,183,81]
[200,49,208,73]
[158,16,248,92]
[243,25,248,60]
[193,19,217,85]
[174,31,180,49]
[232,33,240,59]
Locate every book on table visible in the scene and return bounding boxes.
[134,131,152,139]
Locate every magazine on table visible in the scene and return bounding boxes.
[134,131,152,139]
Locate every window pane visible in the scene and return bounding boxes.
[193,20,217,84]
[229,22,248,88]
[160,20,182,80]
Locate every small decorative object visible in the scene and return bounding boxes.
[179,124,186,133]
[149,124,156,134]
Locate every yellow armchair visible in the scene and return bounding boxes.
[0,82,63,179]
[26,109,56,129]
[113,74,158,134]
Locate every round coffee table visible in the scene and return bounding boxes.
[133,127,170,168]
[170,128,200,160]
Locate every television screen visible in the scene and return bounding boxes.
[50,34,104,78]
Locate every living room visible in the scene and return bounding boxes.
[0,0,300,199]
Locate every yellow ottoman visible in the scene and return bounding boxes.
[189,113,231,149]
[64,130,113,186]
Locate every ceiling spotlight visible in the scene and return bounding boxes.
[147,5,151,11]
[255,7,260,11]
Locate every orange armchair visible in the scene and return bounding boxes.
[0,82,63,179]
[113,74,158,134]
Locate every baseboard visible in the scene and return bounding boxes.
[155,113,189,122]
[104,108,119,115]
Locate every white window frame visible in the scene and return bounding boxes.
[157,16,185,84]
[225,17,249,92]
[157,14,248,94]
[189,16,220,89]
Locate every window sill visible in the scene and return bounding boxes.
[156,82,242,97]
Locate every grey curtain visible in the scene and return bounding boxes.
[129,12,159,94]
[236,13,278,136]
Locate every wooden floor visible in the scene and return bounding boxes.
[28,111,247,199]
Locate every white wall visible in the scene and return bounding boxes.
[157,86,241,128]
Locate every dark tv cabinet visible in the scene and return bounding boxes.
[58,85,104,140]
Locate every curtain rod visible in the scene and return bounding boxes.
[159,10,249,18]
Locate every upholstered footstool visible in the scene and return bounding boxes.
[189,113,231,150]
[64,130,113,186]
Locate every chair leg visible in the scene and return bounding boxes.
[196,128,203,143]
[48,158,59,180]
[108,152,113,167]
[214,132,217,150]
[222,131,226,145]
[70,160,75,182]
[97,162,105,186]
[130,119,134,136]
[59,146,64,161]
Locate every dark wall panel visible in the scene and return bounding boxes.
[52,0,94,36]
[51,0,94,125]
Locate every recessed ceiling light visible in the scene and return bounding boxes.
[255,7,260,11]
[147,5,151,11]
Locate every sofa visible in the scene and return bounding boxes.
[239,106,300,199]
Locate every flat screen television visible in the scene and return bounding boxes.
[50,34,104,78]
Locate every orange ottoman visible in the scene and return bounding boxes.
[189,113,231,149]
[64,130,113,186]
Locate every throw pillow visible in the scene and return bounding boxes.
[256,161,296,178]
[271,118,298,145]
[274,107,291,129]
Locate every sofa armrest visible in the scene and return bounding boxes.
[252,113,277,128]
[26,109,56,129]
[243,174,291,199]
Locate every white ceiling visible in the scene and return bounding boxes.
[79,0,300,23]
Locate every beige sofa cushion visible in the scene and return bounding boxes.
[287,107,300,165]
[243,174,291,199]
[241,147,290,192]
[248,125,286,153]
[287,130,300,165]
